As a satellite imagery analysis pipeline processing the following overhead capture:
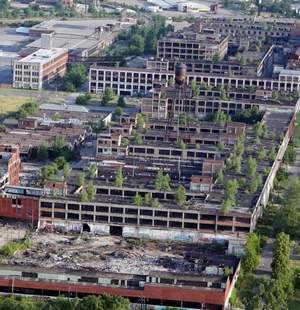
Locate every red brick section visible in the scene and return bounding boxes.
[0,145,20,186]
[0,197,39,222]
[0,278,227,306]
[42,51,68,82]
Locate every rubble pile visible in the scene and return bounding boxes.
[6,232,227,276]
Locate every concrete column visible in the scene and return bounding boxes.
[51,202,54,219]
[78,204,82,221]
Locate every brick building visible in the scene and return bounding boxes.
[13,43,68,90]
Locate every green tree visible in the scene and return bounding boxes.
[211,110,230,126]
[62,163,70,179]
[65,64,87,88]
[272,233,291,279]
[217,169,224,183]
[115,167,123,187]
[134,133,143,145]
[247,157,257,178]
[80,189,89,202]
[52,135,66,150]
[36,144,48,161]
[145,29,157,54]
[54,156,67,170]
[253,121,266,138]
[268,145,277,161]
[219,85,228,100]
[121,138,129,146]
[136,113,146,129]
[176,139,186,150]
[242,233,260,273]
[133,193,143,206]
[86,181,96,201]
[175,185,186,208]
[129,34,145,55]
[65,81,75,92]
[257,148,267,161]
[150,198,160,208]
[52,112,60,121]
[77,172,85,187]
[155,170,171,191]
[271,232,293,304]
[102,87,114,105]
[76,94,90,105]
[41,163,58,181]
[284,145,296,164]
[221,179,239,212]
[113,107,123,121]
[247,175,262,194]
[88,163,97,178]
[117,96,126,107]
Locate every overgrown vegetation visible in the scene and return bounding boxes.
[62,64,88,92]
[0,239,31,257]
[108,15,174,60]
[0,294,130,309]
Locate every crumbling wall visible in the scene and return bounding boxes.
[123,226,237,243]
[38,220,110,235]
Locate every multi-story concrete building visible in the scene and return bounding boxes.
[148,44,274,78]
[157,24,229,61]
[13,47,68,90]
[89,64,300,95]
[203,17,294,43]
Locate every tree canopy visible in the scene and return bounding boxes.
[0,294,130,310]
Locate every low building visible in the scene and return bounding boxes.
[13,47,68,90]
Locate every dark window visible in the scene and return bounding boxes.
[82,205,94,212]
[68,204,79,210]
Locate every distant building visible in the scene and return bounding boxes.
[61,0,73,7]
[157,24,229,61]
[13,43,68,90]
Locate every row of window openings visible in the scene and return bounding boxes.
[40,212,250,232]
[92,78,296,92]
[40,203,250,223]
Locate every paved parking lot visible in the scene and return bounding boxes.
[0,27,30,84]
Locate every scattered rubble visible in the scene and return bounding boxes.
[7,232,227,276]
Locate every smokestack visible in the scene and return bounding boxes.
[41,33,53,49]
[175,63,187,86]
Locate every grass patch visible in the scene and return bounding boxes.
[0,240,31,257]
[0,96,35,114]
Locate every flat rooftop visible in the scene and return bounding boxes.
[30,19,119,36]
[27,19,134,53]
[17,48,67,64]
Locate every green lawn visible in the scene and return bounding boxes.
[0,96,34,113]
